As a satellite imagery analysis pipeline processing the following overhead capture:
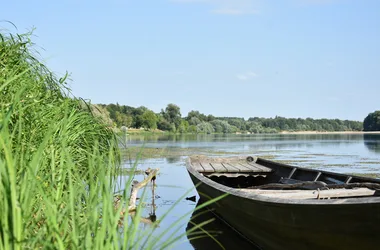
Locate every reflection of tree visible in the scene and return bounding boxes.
[364,134,380,153]
[166,156,181,164]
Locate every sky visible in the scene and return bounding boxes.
[1,0,379,121]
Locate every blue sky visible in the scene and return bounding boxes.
[1,0,379,121]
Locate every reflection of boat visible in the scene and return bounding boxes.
[186,200,260,250]
[186,155,380,250]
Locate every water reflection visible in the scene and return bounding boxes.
[186,200,260,250]
[364,134,380,153]
[166,156,182,164]
[127,133,368,144]
[126,134,370,152]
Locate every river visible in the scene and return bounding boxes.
[117,133,380,249]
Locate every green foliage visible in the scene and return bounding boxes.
[224,118,246,131]
[97,91,363,135]
[99,102,364,134]
[187,125,197,133]
[115,111,133,127]
[189,116,202,126]
[196,122,214,134]
[141,110,158,130]
[363,111,380,131]
[210,120,236,133]
[178,120,189,133]
[161,103,182,130]
[102,104,148,128]
[157,116,173,131]
[186,110,207,122]
[247,116,362,133]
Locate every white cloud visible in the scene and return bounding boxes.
[171,0,260,15]
[237,71,258,81]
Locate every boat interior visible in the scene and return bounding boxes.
[190,156,380,200]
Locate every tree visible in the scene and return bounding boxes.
[114,111,133,127]
[100,103,365,133]
[206,114,215,122]
[364,111,380,131]
[157,117,172,131]
[196,122,214,134]
[210,120,233,133]
[186,110,207,122]
[186,110,201,121]
[246,121,264,134]
[162,104,182,130]
[188,125,197,134]
[131,106,148,128]
[141,110,158,130]
[228,118,245,131]
[178,120,189,133]
[210,120,224,133]
[189,117,201,126]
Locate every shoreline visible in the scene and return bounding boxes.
[122,128,380,136]
[279,131,380,135]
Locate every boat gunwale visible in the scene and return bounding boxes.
[186,156,380,205]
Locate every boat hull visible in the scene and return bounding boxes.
[186,200,260,249]
[188,170,380,250]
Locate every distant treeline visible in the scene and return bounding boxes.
[96,103,364,133]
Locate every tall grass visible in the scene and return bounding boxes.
[0,28,125,249]
[0,29,223,249]
[0,30,118,173]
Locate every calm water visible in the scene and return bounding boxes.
[118,133,380,249]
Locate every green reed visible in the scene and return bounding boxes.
[0,29,223,249]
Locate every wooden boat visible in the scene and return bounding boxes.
[186,155,380,250]
[186,200,260,250]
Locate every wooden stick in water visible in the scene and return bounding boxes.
[128,168,159,211]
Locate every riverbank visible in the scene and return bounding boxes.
[125,128,169,135]
[280,131,380,134]
[123,129,379,136]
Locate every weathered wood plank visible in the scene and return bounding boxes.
[200,163,215,172]
[210,163,229,172]
[240,162,271,173]
[238,188,376,199]
[246,162,273,172]
[191,162,205,172]
[222,163,241,172]
[227,162,252,172]
[241,162,263,172]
